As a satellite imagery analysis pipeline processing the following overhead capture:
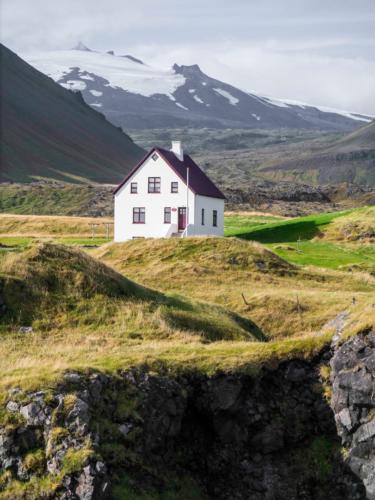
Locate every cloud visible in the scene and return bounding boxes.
[1,0,375,114]
[128,41,375,115]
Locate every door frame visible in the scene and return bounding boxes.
[178,206,187,231]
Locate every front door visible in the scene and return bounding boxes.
[178,207,187,231]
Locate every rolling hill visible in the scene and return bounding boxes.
[260,121,375,185]
[22,43,373,131]
[0,44,144,184]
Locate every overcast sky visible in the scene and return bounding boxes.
[2,0,375,114]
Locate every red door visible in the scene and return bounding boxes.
[178,207,187,231]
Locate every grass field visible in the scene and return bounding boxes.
[0,207,374,397]
[225,207,375,270]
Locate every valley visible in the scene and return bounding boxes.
[0,37,375,500]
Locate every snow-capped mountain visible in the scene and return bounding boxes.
[22,44,374,131]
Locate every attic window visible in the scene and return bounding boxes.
[152,153,158,161]
[130,182,137,193]
[171,182,178,193]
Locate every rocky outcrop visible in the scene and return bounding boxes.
[331,331,375,499]
[2,331,375,499]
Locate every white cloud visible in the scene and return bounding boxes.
[128,41,375,115]
[1,0,375,114]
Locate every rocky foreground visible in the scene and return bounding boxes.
[1,331,374,499]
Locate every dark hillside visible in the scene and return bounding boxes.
[261,121,375,186]
[0,44,144,183]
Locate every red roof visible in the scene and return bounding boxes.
[113,147,226,199]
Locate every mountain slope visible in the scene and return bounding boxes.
[22,45,374,131]
[0,44,144,184]
[260,121,375,185]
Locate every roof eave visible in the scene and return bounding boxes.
[113,147,157,195]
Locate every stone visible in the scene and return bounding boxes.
[6,401,19,413]
[354,419,375,444]
[331,330,375,500]
[96,461,106,475]
[64,372,82,384]
[18,326,33,334]
[209,377,242,410]
[284,362,307,382]
[335,408,352,430]
[20,402,46,426]
[118,423,133,437]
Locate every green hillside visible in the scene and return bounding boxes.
[0,44,144,184]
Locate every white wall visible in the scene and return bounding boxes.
[114,152,195,241]
[192,195,225,236]
[114,153,225,241]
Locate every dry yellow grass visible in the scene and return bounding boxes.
[0,213,113,238]
[94,237,375,340]
[0,214,374,400]
[320,206,375,243]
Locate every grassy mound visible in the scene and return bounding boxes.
[95,236,295,278]
[0,243,264,343]
[94,236,375,341]
[321,207,375,242]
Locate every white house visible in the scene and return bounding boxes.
[113,141,225,241]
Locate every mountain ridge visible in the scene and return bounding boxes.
[22,46,374,131]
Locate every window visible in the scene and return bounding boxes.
[130,182,137,194]
[164,207,171,223]
[171,182,178,193]
[201,208,205,225]
[133,207,145,224]
[148,177,160,193]
[213,210,218,227]
[152,153,158,161]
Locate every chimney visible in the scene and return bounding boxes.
[171,141,183,161]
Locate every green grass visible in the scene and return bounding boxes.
[225,210,352,242]
[225,208,375,270]
[270,241,375,270]
[224,214,285,234]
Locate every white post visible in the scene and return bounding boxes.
[186,167,189,237]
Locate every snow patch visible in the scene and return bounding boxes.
[175,102,188,110]
[193,95,204,104]
[90,90,103,97]
[91,103,102,107]
[60,80,87,91]
[79,74,94,81]
[188,89,196,93]
[23,49,186,98]
[262,95,374,122]
[251,113,261,121]
[213,88,239,105]
[202,82,207,86]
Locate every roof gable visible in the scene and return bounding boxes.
[113,147,226,199]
